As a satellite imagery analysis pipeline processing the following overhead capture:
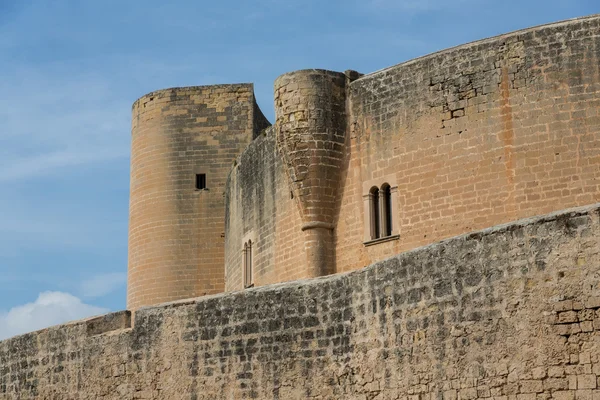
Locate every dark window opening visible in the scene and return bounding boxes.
[381,184,392,237]
[370,187,380,240]
[244,240,253,288]
[368,183,394,241]
[196,174,206,190]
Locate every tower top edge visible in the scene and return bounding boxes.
[131,83,255,110]
[273,69,346,86]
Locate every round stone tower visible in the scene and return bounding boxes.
[274,69,347,278]
[128,84,269,310]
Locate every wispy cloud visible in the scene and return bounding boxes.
[362,0,476,12]
[79,273,127,299]
[0,218,122,251]
[0,291,108,340]
[0,148,127,183]
[0,185,126,251]
[0,63,130,183]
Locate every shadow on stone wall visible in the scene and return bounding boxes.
[1,202,599,399]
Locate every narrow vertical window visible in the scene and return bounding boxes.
[243,240,253,288]
[369,187,380,240]
[195,174,206,190]
[380,184,392,237]
[363,178,398,245]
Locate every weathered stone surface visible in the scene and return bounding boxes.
[1,203,600,399]
[274,69,348,277]
[129,84,270,309]
[224,126,313,290]
[225,14,600,289]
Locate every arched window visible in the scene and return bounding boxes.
[364,179,398,244]
[243,240,253,288]
[363,177,398,244]
[380,183,392,237]
[369,186,380,240]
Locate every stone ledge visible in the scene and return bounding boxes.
[363,234,400,247]
[86,310,132,336]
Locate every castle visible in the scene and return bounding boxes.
[2,14,600,400]
[128,13,600,311]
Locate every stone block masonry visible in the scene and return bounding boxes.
[2,203,599,399]
[226,15,600,289]
[225,127,309,291]
[336,14,600,274]
[274,69,348,278]
[128,84,269,310]
[5,12,600,399]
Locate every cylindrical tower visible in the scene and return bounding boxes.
[274,69,347,277]
[128,84,268,310]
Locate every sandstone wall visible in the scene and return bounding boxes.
[274,70,348,277]
[337,14,600,272]
[225,15,600,287]
[2,204,600,399]
[128,84,269,309]
[224,127,307,292]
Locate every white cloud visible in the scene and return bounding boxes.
[0,291,108,340]
[79,273,127,299]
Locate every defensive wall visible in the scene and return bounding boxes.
[128,84,269,309]
[1,203,599,399]
[225,14,600,290]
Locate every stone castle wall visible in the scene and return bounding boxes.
[128,84,269,309]
[4,13,600,400]
[336,14,600,274]
[225,15,600,288]
[224,127,309,291]
[274,70,348,277]
[1,204,599,399]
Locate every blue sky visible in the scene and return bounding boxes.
[0,0,597,339]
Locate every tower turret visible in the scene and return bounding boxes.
[274,70,347,277]
[128,84,269,310]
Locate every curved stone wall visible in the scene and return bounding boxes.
[274,69,348,277]
[225,15,600,285]
[2,204,599,399]
[337,14,600,272]
[128,84,269,309]
[224,127,307,291]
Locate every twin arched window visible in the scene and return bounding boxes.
[369,183,393,240]
[243,240,253,288]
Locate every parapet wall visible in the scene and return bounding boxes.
[2,203,600,399]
